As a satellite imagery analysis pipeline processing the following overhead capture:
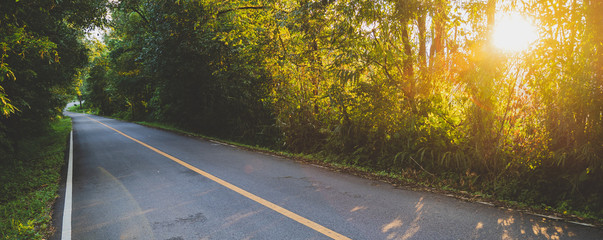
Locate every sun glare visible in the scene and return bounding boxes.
[492,13,538,52]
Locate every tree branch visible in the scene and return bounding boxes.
[129,7,155,32]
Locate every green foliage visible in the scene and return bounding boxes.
[84,0,603,219]
[0,1,106,237]
[82,0,278,146]
[0,0,108,160]
[0,118,71,239]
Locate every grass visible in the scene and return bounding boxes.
[0,117,71,239]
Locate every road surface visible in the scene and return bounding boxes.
[56,112,602,239]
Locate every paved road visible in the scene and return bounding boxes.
[61,112,602,239]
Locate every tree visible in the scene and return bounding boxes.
[0,0,108,159]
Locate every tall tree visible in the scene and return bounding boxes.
[430,0,448,66]
[417,1,427,69]
[1,0,108,159]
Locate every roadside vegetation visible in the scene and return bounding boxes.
[1,0,602,234]
[0,118,71,239]
[136,120,601,225]
[81,0,603,223]
[0,1,106,239]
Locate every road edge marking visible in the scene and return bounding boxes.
[86,116,351,240]
[61,131,73,240]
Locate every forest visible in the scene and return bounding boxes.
[0,0,108,237]
[2,0,602,223]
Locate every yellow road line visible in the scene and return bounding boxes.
[85,116,351,240]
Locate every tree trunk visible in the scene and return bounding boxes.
[402,26,414,80]
[588,0,603,129]
[430,0,446,66]
[402,25,416,112]
[299,0,322,113]
[591,0,603,80]
[418,4,427,69]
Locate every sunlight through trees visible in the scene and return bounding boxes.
[77,0,602,219]
[2,0,600,221]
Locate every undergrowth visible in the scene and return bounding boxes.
[0,117,71,239]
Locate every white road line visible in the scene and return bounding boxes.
[477,201,494,206]
[61,131,73,240]
[569,221,595,227]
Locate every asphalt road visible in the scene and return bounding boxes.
[58,112,602,239]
